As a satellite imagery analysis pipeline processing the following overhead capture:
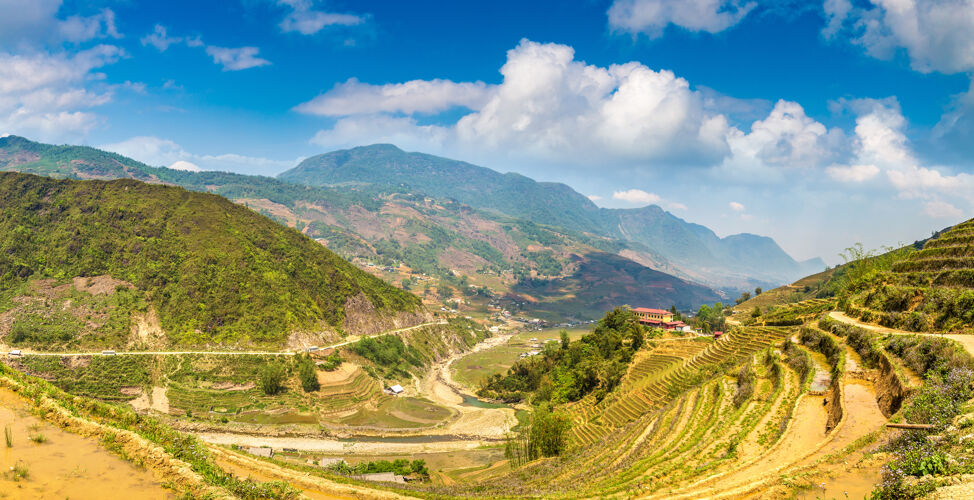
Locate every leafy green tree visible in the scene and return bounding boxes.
[560,330,570,350]
[259,363,286,395]
[297,355,319,392]
[754,287,762,295]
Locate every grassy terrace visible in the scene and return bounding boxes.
[843,218,974,333]
[567,327,791,448]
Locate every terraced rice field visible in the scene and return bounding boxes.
[567,327,791,448]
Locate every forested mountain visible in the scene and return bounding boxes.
[0,171,421,348]
[281,144,824,288]
[0,136,720,320]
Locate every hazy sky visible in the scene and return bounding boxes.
[2,0,973,263]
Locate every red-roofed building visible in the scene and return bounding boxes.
[633,307,674,325]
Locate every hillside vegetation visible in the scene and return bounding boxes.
[280,144,824,289]
[0,136,722,319]
[840,219,974,333]
[0,172,419,347]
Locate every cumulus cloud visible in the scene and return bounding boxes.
[0,45,124,142]
[823,0,974,74]
[587,194,603,201]
[205,46,271,71]
[608,0,757,38]
[454,39,730,165]
[726,100,844,168]
[101,136,297,174]
[729,201,745,211]
[296,78,493,116]
[306,40,732,167]
[613,189,663,205]
[276,0,364,35]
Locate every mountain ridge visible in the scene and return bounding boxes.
[280,144,822,288]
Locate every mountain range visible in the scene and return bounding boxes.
[0,135,822,319]
[282,144,825,288]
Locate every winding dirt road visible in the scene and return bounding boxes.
[828,311,974,357]
[0,321,448,357]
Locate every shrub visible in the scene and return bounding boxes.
[732,362,755,408]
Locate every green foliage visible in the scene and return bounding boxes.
[4,425,11,447]
[479,307,650,403]
[348,335,423,378]
[14,355,152,400]
[330,458,429,480]
[782,339,813,384]
[0,172,419,347]
[505,405,572,467]
[258,363,286,395]
[296,355,319,393]
[695,302,727,333]
[318,350,342,371]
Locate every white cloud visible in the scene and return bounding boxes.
[608,0,756,38]
[141,25,183,52]
[309,114,449,152]
[924,200,963,219]
[296,78,494,116]
[667,202,688,210]
[613,189,662,205]
[453,40,730,165]
[276,0,364,35]
[58,8,120,43]
[587,194,602,201]
[824,0,974,74]
[0,45,124,142]
[729,201,745,211]
[168,160,201,172]
[205,46,271,71]
[100,136,297,175]
[726,99,844,168]
[825,164,879,183]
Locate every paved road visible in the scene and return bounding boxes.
[828,311,974,357]
[0,320,448,357]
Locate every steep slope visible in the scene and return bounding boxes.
[0,172,421,348]
[281,144,818,288]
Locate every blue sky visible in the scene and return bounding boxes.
[2,0,974,264]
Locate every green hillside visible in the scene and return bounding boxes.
[842,218,974,333]
[0,172,420,347]
[280,144,823,289]
[0,136,719,319]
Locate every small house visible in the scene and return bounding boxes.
[713,331,723,339]
[387,384,404,395]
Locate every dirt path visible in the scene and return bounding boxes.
[828,311,974,357]
[196,432,494,454]
[1,321,449,357]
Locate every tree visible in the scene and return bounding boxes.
[259,363,286,395]
[297,355,319,392]
[754,287,762,295]
[751,306,762,318]
[736,291,751,305]
[560,330,570,350]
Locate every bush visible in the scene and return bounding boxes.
[258,363,285,395]
[733,362,756,408]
